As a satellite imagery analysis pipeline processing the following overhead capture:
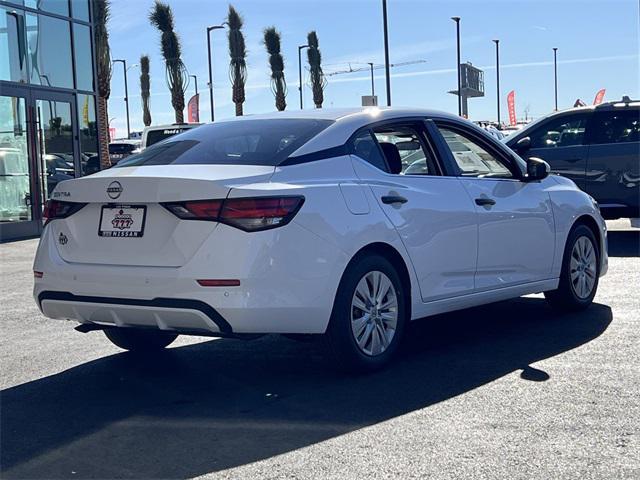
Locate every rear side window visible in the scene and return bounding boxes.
[528,114,588,148]
[590,110,640,144]
[118,119,333,167]
[373,124,440,175]
[351,130,388,171]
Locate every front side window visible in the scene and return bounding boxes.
[590,110,640,144]
[373,125,440,175]
[528,114,588,148]
[438,127,514,179]
[119,119,333,167]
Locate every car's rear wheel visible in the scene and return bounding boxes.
[323,254,408,372]
[545,224,599,312]
[104,328,178,352]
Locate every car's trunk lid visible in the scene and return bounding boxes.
[50,164,275,267]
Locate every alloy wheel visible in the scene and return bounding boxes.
[570,236,597,299]
[350,271,398,356]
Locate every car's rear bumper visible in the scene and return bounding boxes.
[33,221,350,335]
[38,291,231,335]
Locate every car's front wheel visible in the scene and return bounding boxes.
[323,254,408,372]
[104,328,178,352]
[545,224,600,312]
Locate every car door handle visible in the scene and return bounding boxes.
[381,195,408,205]
[475,198,496,206]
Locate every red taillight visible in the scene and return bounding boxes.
[43,200,86,224]
[162,196,304,232]
[162,199,223,220]
[33,271,44,279]
[220,197,304,231]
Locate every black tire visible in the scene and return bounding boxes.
[545,224,600,312]
[104,328,178,352]
[323,254,408,373]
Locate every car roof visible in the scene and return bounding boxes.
[215,107,462,124]
[211,107,465,158]
[506,98,639,145]
[142,123,202,132]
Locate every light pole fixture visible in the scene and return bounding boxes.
[112,59,131,139]
[190,74,198,96]
[451,17,462,117]
[367,62,375,97]
[493,39,500,125]
[207,24,225,122]
[553,47,558,111]
[298,44,310,109]
[382,0,391,106]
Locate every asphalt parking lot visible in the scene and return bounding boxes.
[1,220,638,479]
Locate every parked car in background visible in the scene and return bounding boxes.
[109,140,141,165]
[140,123,202,150]
[506,97,640,219]
[45,154,75,177]
[34,108,607,372]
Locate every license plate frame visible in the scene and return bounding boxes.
[98,204,147,238]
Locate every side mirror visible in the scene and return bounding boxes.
[515,136,531,152]
[526,157,550,181]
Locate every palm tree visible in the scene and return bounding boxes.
[93,0,112,169]
[149,1,188,123]
[139,54,152,126]
[306,31,326,108]
[263,27,286,111]
[227,6,247,116]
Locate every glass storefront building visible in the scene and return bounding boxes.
[0,0,99,241]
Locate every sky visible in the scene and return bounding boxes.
[106,0,640,137]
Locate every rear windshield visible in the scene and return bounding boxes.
[118,119,333,167]
[109,143,137,154]
[145,126,197,147]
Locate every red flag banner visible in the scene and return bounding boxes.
[507,90,516,126]
[187,94,200,123]
[593,89,606,105]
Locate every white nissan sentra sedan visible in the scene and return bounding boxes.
[34,108,607,371]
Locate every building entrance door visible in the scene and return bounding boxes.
[0,86,77,241]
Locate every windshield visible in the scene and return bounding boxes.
[145,126,198,147]
[118,119,333,167]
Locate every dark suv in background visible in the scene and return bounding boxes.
[507,97,639,220]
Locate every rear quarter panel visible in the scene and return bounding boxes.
[259,156,423,319]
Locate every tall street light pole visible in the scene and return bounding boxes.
[298,44,310,109]
[112,59,130,139]
[190,74,198,96]
[451,17,462,117]
[382,0,391,106]
[207,24,225,122]
[553,47,558,111]
[493,39,500,126]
